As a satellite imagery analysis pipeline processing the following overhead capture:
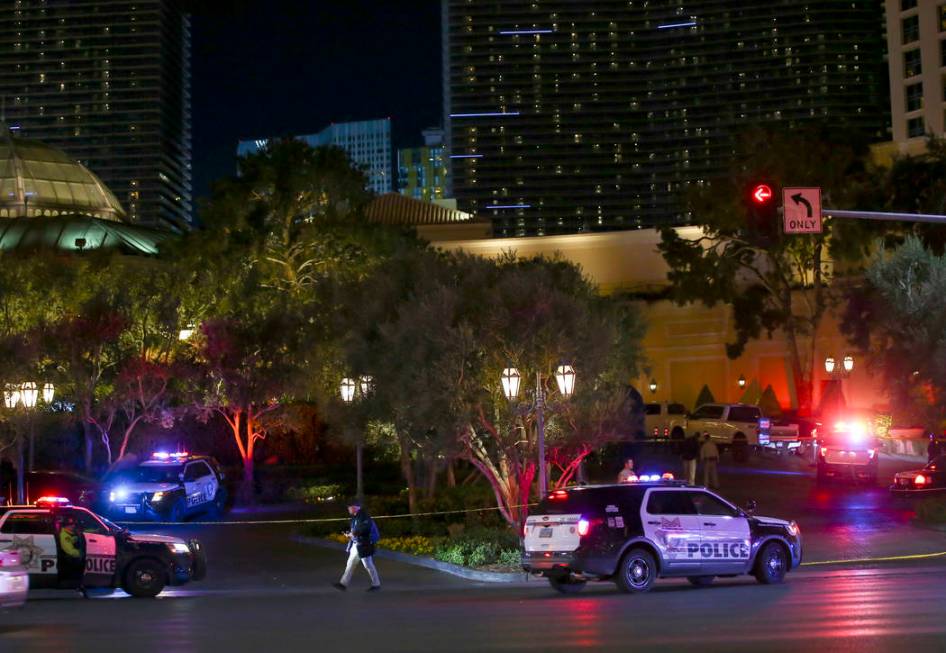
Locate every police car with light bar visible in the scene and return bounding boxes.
[101,452,228,522]
[0,497,206,598]
[522,474,802,594]
[816,414,879,484]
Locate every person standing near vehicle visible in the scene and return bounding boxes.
[681,433,700,485]
[617,458,636,482]
[700,433,720,489]
[928,434,941,464]
[57,515,86,596]
[333,498,381,592]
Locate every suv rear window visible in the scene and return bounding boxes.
[729,406,761,422]
[692,405,724,419]
[536,486,644,515]
[644,404,661,415]
[667,403,686,415]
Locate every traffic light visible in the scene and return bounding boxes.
[745,180,779,244]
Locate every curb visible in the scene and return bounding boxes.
[291,535,530,584]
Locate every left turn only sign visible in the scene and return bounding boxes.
[782,187,822,234]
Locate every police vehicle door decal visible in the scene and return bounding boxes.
[640,489,702,562]
[83,532,117,585]
[0,513,58,574]
[691,491,751,563]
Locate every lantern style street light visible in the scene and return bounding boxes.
[843,355,854,374]
[648,379,658,394]
[737,375,747,389]
[501,364,577,497]
[3,381,54,503]
[824,354,854,377]
[340,377,357,404]
[824,357,836,374]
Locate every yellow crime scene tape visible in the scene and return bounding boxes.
[116,503,539,527]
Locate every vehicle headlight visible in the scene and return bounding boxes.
[151,491,166,502]
[167,542,191,554]
[787,521,800,537]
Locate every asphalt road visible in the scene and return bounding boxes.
[3,449,946,652]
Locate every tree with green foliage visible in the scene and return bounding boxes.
[339,249,645,526]
[842,236,946,430]
[658,125,879,414]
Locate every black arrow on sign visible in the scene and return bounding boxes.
[791,193,812,218]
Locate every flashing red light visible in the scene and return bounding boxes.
[549,490,569,501]
[662,473,675,480]
[577,518,591,537]
[752,184,773,204]
[820,446,828,457]
[35,496,70,506]
[915,474,927,486]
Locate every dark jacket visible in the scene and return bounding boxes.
[681,435,700,461]
[349,508,375,558]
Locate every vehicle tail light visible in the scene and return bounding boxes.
[577,518,591,537]
[523,521,529,537]
[915,474,927,486]
[653,428,658,436]
[663,428,669,437]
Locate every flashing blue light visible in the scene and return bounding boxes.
[657,21,697,30]
[489,204,532,209]
[450,112,521,118]
[449,154,484,159]
[499,29,554,35]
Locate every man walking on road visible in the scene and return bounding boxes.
[333,498,381,592]
[700,433,720,489]
[681,433,700,485]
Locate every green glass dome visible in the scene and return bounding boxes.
[0,216,167,255]
[0,134,126,221]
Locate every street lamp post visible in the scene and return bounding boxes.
[501,364,576,498]
[341,376,371,500]
[3,385,22,504]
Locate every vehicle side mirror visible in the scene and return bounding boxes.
[745,499,757,513]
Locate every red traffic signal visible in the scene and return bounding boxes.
[751,183,773,205]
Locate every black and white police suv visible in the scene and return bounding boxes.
[0,498,207,598]
[101,452,228,522]
[522,476,802,594]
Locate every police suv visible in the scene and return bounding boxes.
[0,498,206,598]
[101,452,228,522]
[522,477,801,594]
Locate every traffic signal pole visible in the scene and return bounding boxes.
[825,209,946,225]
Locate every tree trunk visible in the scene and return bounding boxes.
[446,460,456,488]
[784,325,811,415]
[15,433,25,504]
[426,458,438,499]
[355,442,364,500]
[82,419,95,473]
[397,433,417,514]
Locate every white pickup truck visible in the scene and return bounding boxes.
[683,403,765,462]
[644,402,688,440]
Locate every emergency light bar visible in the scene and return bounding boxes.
[35,496,71,506]
[622,473,675,483]
[152,451,189,460]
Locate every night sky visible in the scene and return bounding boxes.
[190,1,442,200]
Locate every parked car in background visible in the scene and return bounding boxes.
[683,403,765,462]
[644,402,688,441]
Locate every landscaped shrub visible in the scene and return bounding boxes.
[286,484,345,503]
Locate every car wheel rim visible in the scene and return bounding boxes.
[136,570,155,587]
[627,557,650,587]
[767,549,784,574]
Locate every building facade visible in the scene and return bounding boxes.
[0,0,192,230]
[443,1,888,237]
[398,127,448,201]
[885,0,946,146]
[238,118,393,195]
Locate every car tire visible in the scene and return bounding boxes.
[754,542,788,585]
[687,575,715,587]
[548,574,586,594]
[123,559,167,598]
[168,498,186,522]
[615,547,658,593]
